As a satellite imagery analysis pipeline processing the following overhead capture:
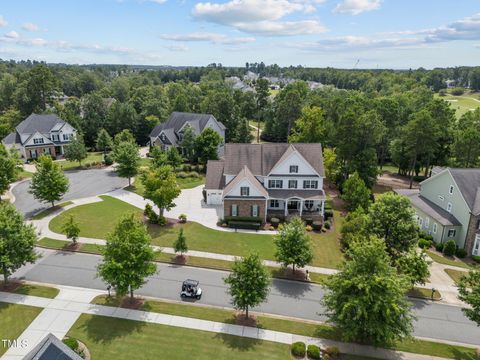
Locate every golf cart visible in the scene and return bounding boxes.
[180,279,202,299]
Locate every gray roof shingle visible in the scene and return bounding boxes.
[23,333,82,360]
[449,168,480,213]
[2,131,20,145]
[16,114,65,134]
[205,160,225,190]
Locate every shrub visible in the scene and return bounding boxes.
[268,225,275,231]
[178,214,187,223]
[104,154,114,165]
[307,344,321,359]
[62,338,79,352]
[435,242,444,252]
[144,204,158,224]
[157,216,167,226]
[304,217,313,225]
[188,171,200,178]
[224,216,262,223]
[177,171,189,179]
[306,225,313,232]
[324,221,331,230]
[451,87,465,96]
[438,89,447,96]
[443,240,457,257]
[323,355,331,360]
[473,255,480,264]
[324,210,333,219]
[228,221,261,230]
[325,346,340,357]
[324,199,333,210]
[418,239,432,249]
[183,164,191,172]
[312,221,322,231]
[456,248,467,258]
[291,342,306,358]
[270,217,280,228]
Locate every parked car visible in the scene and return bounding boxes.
[180,279,202,299]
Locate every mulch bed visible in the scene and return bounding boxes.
[119,296,145,310]
[274,268,310,281]
[0,281,22,293]
[172,254,188,265]
[62,242,81,251]
[234,313,258,327]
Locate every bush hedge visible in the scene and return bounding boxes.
[472,255,480,263]
[324,210,333,219]
[325,346,340,357]
[324,199,333,210]
[324,221,331,230]
[291,342,306,358]
[307,344,321,359]
[104,154,114,166]
[443,240,457,257]
[270,217,280,228]
[62,338,79,352]
[144,204,158,224]
[418,239,432,249]
[228,221,261,230]
[456,248,467,258]
[312,221,322,231]
[224,216,262,223]
[435,242,444,252]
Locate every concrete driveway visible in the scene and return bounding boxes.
[12,168,128,218]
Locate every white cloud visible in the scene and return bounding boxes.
[333,0,381,15]
[164,44,189,51]
[4,31,19,39]
[18,37,48,46]
[192,0,327,36]
[0,16,7,27]
[22,22,40,31]
[161,32,255,44]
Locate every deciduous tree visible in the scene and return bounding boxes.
[180,125,197,163]
[458,270,480,325]
[30,155,69,207]
[142,165,180,218]
[0,144,19,197]
[64,135,87,166]
[63,215,80,245]
[195,128,222,164]
[113,141,139,186]
[96,128,113,155]
[341,172,371,212]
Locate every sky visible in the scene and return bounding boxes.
[0,0,479,69]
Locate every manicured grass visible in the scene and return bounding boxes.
[11,284,59,298]
[90,296,477,359]
[55,152,103,171]
[127,174,205,197]
[378,164,399,174]
[0,302,43,356]
[435,93,480,119]
[444,268,469,285]
[31,201,73,220]
[408,287,442,300]
[38,238,103,254]
[17,169,34,180]
[426,250,476,270]
[67,314,292,360]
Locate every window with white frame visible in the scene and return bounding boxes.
[289,165,298,173]
[418,218,423,227]
[231,204,238,217]
[33,138,44,144]
[448,229,456,237]
[304,200,314,209]
[433,223,437,234]
[303,180,318,189]
[447,202,452,212]
[251,205,259,217]
[425,217,430,228]
[288,180,297,189]
[449,185,454,195]
[240,187,250,196]
[269,200,280,208]
[268,179,283,189]
[63,133,72,141]
[51,134,59,141]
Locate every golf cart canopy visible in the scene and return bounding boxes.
[183,279,199,287]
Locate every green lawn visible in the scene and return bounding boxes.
[408,287,442,300]
[37,237,103,254]
[435,93,480,119]
[444,268,469,285]
[426,251,476,270]
[89,295,477,359]
[55,152,103,171]
[0,302,43,356]
[49,196,344,269]
[17,169,34,180]
[127,174,205,197]
[67,314,292,360]
[10,284,60,298]
[31,201,73,220]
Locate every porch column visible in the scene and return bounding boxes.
[284,200,288,216]
[299,200,303,216]
[321,200,325,216]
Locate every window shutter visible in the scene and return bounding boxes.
[477,220,480,230]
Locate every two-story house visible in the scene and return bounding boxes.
[149,112,226,157]
[205,143,326,223]
[2,113,77,160]
[395,167,480,257]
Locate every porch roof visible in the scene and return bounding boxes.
[267,189,326,200]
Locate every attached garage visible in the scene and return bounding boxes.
[206,190,223,205]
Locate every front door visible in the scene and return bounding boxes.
[287,200,299,211]
[474,234,480,256]
[30,149,38,159]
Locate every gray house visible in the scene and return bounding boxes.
[395,167,480,256]
[149,112,225,157]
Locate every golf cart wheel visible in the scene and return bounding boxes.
[181,294,186,298]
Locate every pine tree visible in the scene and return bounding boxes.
[180,125,197,163]
[96,128,113,155]
[29,155,69,207]
[174,228,188,256]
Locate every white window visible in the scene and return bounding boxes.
[33,138,44,144]
[51,134,59,141]
[289,165,298,173]
[240,187,250,196]
[231,204,238,217]
[63,134,72,141]
[433,223,437,234]
[269,200,280,208]
[418,218,423,227]
[425,217,430,228]
[252,205,259,217]
[449,185,454,195]
[447,229,456,237]
[447,202,452,212]
[268,180,283,189]
[44,148,51,155]
[288,180,297,189]
[304,200,314,209]
[303,180,318,189]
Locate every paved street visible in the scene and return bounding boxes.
[12,168,128,217]
[13,249,480,346]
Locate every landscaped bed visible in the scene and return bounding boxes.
[48,196,344,269]
[0,302,43,356]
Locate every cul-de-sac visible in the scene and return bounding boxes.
[1,1,480,359]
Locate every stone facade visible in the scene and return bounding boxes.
[465,214,480,255]
[224,199,266,222]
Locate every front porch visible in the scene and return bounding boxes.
[267,198,324,221]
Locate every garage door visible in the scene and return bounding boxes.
[207,191,223,205]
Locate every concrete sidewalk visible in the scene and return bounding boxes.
[0,286,463,360]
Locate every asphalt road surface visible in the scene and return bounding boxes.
[12,168,128,217]
[13,249,480,346]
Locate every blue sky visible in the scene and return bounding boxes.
[0,0,479,68]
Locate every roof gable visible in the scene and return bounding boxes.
[149,112,223,140]
[16,113,67,135]
[268,144,319,176]
[223,165,268,198]
[24,131,53,146]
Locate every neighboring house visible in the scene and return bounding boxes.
[225,76,255,93]
[1,113,77,160]
[205,143,326,224]
[23,333,82,360]
[149,112,226,156]
[395,168,480,256]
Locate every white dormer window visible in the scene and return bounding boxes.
[52,134,59,142]
[288,180,297,189]
[447,202,452,212]
[449,185,454,195]
[63,134,72,141]
[240,187,250,196]
[33,138,44,144]
[289,165,298,173]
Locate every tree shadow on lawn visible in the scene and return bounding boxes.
[79,314,146,345]
[451,347,478,360]
[214,331,262,352]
